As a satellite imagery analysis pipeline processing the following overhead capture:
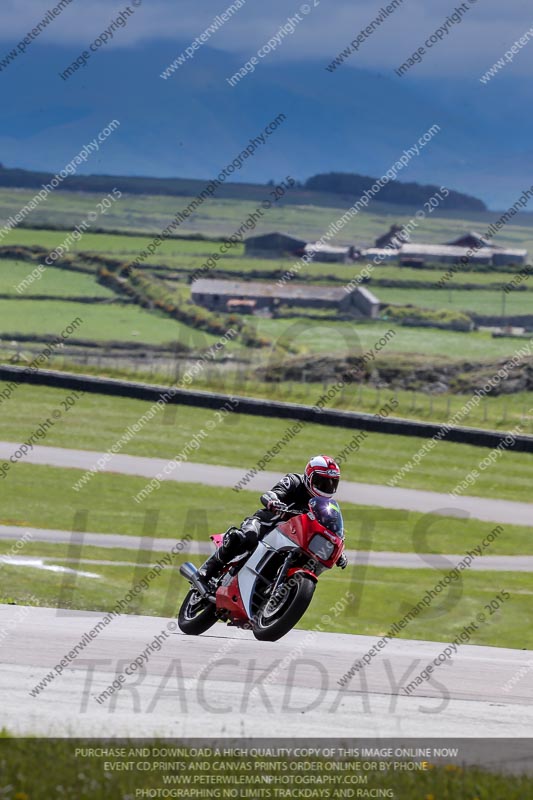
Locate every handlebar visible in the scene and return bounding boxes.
[270,502,308,518]
[280,506,304,517]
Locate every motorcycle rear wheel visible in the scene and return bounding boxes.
[253,573,315,642]
[178,589,218,635]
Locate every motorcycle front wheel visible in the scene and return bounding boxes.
[253,572,316,642]
[178,589,218,635]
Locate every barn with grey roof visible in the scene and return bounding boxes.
[191,278,380,318]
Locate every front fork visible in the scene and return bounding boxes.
[267,553,319,606]
[267,552,295,607]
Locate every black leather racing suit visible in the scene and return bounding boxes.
[199,473,347,580]
[239,472,314,547]
[210,473,313,569]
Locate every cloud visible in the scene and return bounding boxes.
[1,0,533,77]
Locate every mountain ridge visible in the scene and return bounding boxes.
[0,38,531,209]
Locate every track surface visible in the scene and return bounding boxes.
[1,441,532,525]
[3,443,531,739]
[1,524,532,571]
[1,605,531,738]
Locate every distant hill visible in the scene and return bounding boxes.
[0,39,532,208]
[0,162,485,212]
[305,173,486,212]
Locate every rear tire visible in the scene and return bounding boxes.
[253,573,316,642]
[178,589,217,635]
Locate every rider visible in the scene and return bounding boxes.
[198,455,348,586]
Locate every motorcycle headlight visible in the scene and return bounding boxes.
[308,534,335,561]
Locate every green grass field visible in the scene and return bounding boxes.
[5,226,533,325]
[2,287,529,360]
[362,263,528,287]
[2,186,533,248]
[2,226,531,290]
[0,259,114,297]
[181,372,533,432]
[1,737,531,799]
[3,463,530,553]
[253,316,531,360]
[0,298,225,347]
[1,226,223,261]
[1,224,532,366]
[1,384,532,502]
[0,534,528,648]
[378,285,533,316]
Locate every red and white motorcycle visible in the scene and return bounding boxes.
[178,496,345,641]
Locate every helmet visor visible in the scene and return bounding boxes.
[312,474,339,495]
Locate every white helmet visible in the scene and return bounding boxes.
[304,455,340,498]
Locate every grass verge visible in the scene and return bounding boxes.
[0,383,532,501]
[0,548,529,648]
[2,463,532,554]
[0,738,532,798]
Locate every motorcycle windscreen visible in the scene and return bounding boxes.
[308,497,344,538]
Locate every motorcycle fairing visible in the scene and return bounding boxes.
[237,527,299,619]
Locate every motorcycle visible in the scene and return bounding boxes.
[178,496,345,642]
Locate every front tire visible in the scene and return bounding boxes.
[178,589,217,635]
[253,573,316,642]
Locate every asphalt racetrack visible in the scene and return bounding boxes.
[1,441,531,741]
[1,605,532,739]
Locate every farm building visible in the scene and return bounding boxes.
[244,232,356,263]
[375,224,409,249]
[446,232,492,249]
[191,278,380,318]
[446,232,527,266]
[244,232,307,258]
[365,227,528,267]
[362,247,398,262]
[304,242,355,263]
[491,248,528,266]
[399,241,527,267]
[399,243,494,266]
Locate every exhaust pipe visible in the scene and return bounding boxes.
[180,561,214,601]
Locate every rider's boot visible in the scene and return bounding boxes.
[197,527,244,587]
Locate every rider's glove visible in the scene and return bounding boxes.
[267,497,288,513]
[336,553,348,569]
